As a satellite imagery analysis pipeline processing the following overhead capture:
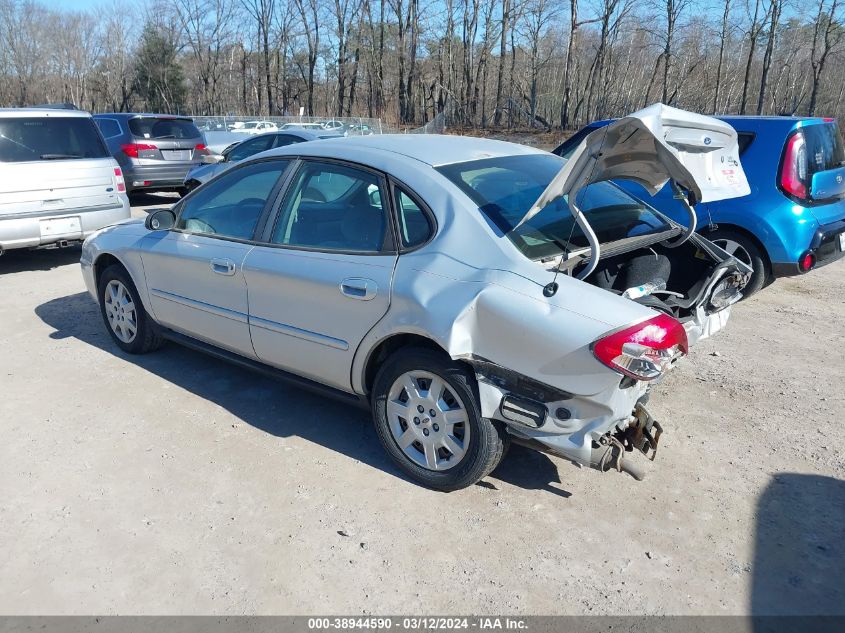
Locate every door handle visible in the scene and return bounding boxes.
[340,278,378,301]
[210,257,236,276]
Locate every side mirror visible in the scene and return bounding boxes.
[202,153,225,165]
[145,208,176,231]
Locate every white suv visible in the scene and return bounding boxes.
[0,108,130,255]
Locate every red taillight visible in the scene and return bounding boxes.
[120,143,157,158]
[799,251,816,272]
[592,314,689,382]
[780,132,808,200]
[195,143,208,154]
[823,117,835,122]
[113,167,126,193]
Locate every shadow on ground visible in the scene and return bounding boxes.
[0,245,82,273]
[35,292,570,496]
[752,473,845,617]
[128,191,181,212]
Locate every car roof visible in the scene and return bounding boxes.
[263,133,545,167]
[93,113,194,121]
[0,108,92,118]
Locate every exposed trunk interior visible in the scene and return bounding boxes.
[584,239,742,320]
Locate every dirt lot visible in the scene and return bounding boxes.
[1,193,843,616]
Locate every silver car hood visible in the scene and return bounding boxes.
[517,103,751,277]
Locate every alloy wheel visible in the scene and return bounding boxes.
[712,238,753,268]
[104,279,138,344]
[386,370,471,471]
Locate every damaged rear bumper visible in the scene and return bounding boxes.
[468,358,662,478]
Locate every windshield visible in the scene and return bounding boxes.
[437,154,673,260]
[0,116,109,162]
[128,117,201,140]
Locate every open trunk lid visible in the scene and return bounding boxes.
[517,103,750,278]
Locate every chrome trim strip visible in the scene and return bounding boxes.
[149,288,248,324]
[248,314,349,351]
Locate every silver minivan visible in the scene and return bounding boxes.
[0,108,130,255]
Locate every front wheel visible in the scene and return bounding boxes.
[371,348,508,491]
[708,228,769,299]
[98,264,163,354]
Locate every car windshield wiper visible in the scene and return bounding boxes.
[152,135,177,139]
[40,153,83,160]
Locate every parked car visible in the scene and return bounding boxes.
[183,129,341,191]
[320,120,346,133]
[93,113,208,196]
[347,123,375,136]
[236,121,279,135]
[554,115,845,297]
[280,122,326,131]
[80,105,750,490]
[0,108,130,255]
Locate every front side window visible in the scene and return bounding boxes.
[0,117,109,162]
[177,160,290,240]
[437,154,672,260]
[271,162,388,252]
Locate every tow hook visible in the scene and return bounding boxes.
[596,403,663,481]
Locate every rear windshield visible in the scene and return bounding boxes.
[437,154,672,260]
[802,121,845,176]
[0,116,109,163]
[128,117,201,140]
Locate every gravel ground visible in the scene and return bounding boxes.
[1,193,843,616]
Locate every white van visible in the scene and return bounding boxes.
[0,108,130,255]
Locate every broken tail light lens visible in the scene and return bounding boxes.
[592,314,689,381]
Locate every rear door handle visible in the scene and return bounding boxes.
[340,278,378,301]
[210,257,236,276]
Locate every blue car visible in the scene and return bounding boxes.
[554,116,845,297]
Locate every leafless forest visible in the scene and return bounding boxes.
[0,0,843,129]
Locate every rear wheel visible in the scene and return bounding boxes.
[708,228,769,298]
[98,264,163,354]
[371,348,508,491]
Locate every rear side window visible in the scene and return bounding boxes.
[95,118,122,139]
[128,118,201,140]
[0,116,109,162]
[737,133,755,155]
[394,187,433,248]
[802,122,845,177]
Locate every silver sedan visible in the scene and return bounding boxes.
[80,105,751,490]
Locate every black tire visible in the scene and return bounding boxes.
[708,228,769,299]
[371,348,508,491]
[98,264,163,354]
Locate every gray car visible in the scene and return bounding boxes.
[93,113,207,196]
[184,129,340,192]
[80,105,751,491]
